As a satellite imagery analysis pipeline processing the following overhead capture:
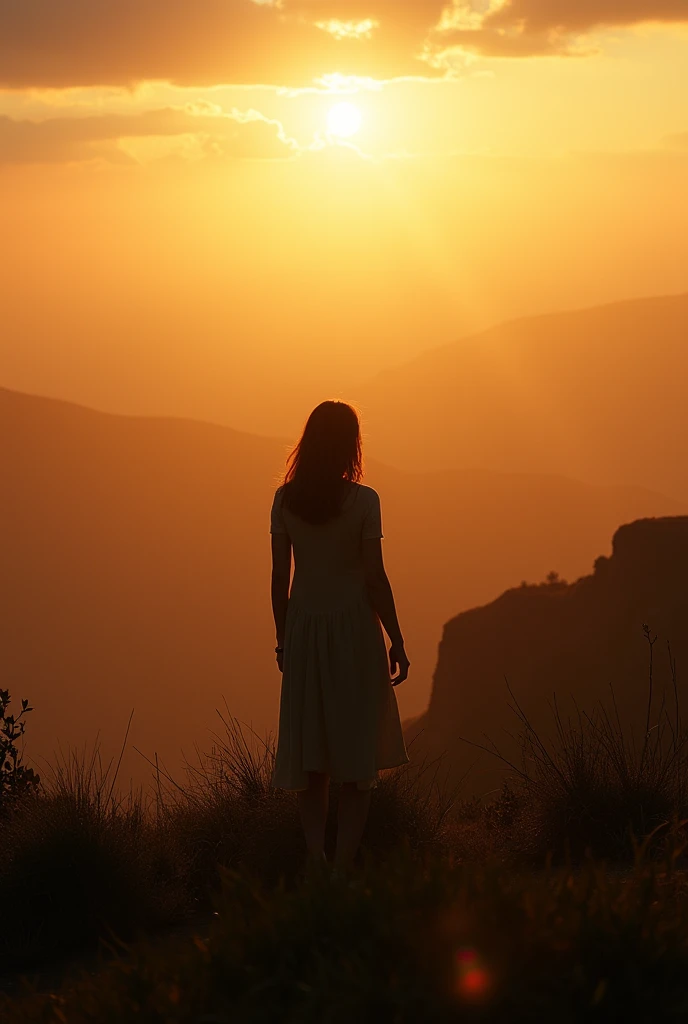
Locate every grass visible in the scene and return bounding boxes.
[0,744,191,970]
[5,844,688,1023]
[143,703,459,891]
[3,630,688,1019]
[0,706,457,974]
[460,627,688,863]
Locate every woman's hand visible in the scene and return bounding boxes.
[389,643,410,686]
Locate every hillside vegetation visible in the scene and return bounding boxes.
[3,645,688,1022]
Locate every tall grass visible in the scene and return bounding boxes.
[1,706,459,972]
[4,629,687,988]
[0,741,191,969]
[470,627,688,861]
[362,738,462,856]
[151,702,461,890]
[150,706,305,890]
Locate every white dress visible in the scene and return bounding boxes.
[270,483,409,791]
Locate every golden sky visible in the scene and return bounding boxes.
[2,2,688,435]
[3,1,688,769]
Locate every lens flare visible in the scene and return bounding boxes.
[454,948,491,1002]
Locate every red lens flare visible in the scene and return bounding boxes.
[454,947,491,1001]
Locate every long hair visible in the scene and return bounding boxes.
[282,401,363,525]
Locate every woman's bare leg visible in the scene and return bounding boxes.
[334,783,372,869]
[297,771,330,863]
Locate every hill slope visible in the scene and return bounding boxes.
[358,293,688,500]
[1,387,682,783]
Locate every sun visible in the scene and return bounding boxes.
[326,101,362,139]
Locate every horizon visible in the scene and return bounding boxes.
[4,288,688,450]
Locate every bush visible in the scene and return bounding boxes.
[0,689,40,816]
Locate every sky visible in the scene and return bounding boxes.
[2,1,688,436]
[3,0,688,777]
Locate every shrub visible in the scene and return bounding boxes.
[0,689,40,816]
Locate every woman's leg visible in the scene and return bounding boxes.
[297,771,330,862]
[334,783,372,869]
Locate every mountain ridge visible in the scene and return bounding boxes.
[358,292,688,500]
[2,385,683,784]
[366,292,688,378]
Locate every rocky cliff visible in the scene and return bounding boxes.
[406,517,688,796]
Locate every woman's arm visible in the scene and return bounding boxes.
[362,538,410,685]
[271,533,292,670]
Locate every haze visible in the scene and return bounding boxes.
[2,0,688,780]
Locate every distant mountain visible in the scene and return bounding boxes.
[358,293,688,500]
[2,387,285,786]
[1,387,682,784]
[406,516,688,797]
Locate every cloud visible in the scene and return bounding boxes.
[0,107,297,164]
[0,0,446,89]
[0,0,686,90]
[437,0,688,58]
[484,0,688,34]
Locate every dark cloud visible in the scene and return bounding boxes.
[0,0,686,89]
[0,107,296,163]
[486,0,688,34]
[441,0,688,58]
[0,0,445,89]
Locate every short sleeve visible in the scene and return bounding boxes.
[270,487,287,535]
[361,488,383,540]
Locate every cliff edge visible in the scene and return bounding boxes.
[406,517,688,796]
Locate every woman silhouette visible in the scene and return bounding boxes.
[270,401,410,873]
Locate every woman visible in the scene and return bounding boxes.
[270,400,410,873]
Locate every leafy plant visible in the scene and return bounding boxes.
[0,689,40,815]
